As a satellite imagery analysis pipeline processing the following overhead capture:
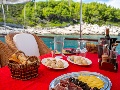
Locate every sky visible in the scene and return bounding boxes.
[78,0,120,9]
[36,0,120,9]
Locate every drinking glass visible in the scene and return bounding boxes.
[76,40,87,57]
[54,36,64,56]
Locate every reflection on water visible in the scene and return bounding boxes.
[0,35,120,53]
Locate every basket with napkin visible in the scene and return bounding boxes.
[8,51,40,80]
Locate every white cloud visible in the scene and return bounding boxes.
[74,0,120,9]
[96,0,120,9]
[36,0,120,9]
[106,0,120,9]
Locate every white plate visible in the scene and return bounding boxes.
[41,57,69,69]
[67,56,92,66]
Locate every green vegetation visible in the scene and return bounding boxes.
[0,0,120,28]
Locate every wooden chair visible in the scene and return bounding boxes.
[0,41,13,67]
[5,33,51,56]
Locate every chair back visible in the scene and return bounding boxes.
[0,41,13,67]
[5,33,51,56]
[13,33,40,57]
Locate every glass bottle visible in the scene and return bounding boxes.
[105,28,111,50]
[105,28,110,39]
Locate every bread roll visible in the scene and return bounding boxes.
[9,57,20,64]
[18,53,27,60]
[57,60,64,68]
[76,59,82,64]
[9,54,21,64]
[74,56,80,61]
[45,59,52,66]
[51,62,57,68]
[73,56,83,64]
[52,59,57,64]
[70,55,75,61]
[18,53,27,64]
[82,60,88,65]
[11,53,17,59]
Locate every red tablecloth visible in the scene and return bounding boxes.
[0,53,120,90]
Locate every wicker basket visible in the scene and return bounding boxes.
[86,42,98,53]
[8,56,40,80]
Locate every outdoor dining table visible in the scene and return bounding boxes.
[0,52,120,90]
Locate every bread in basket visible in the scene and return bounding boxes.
[8,51,40,80]
[86,42,98,53]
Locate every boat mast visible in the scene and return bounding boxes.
[2,0,6,31]
[24,5,26,30]
[79,0,82,38]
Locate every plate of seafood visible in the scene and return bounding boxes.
[49,71,112,90]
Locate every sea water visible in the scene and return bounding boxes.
[42,35,120,54]
[0,35,120,54]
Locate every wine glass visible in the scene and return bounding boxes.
[49,41,53,50]
[76,41,81,55]
[49,41,55,57]
[76,40,87,57]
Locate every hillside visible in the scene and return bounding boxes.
[0,1,120,28]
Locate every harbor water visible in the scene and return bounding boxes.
[0,35,120,54]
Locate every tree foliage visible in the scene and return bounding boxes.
[0,0,120,27]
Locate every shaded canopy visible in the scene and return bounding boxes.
[0,0,32,30]
[0,0,31,4]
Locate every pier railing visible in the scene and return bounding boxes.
[39,36,98,42]
[0,34,120,43]
[39,35,120,43]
